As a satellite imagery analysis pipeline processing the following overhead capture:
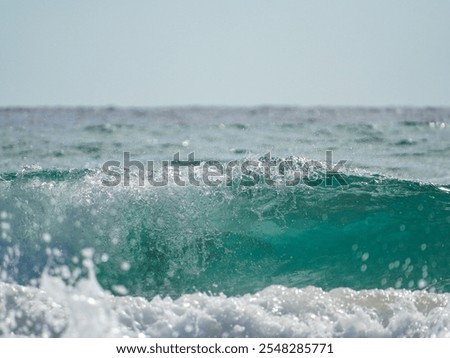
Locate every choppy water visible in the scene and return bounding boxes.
[1,107,449,337]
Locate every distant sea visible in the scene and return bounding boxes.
[1,107,449,337]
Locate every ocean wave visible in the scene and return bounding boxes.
[1,165,449,299]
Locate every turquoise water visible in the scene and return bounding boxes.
[1,107,450,337]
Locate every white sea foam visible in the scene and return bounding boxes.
[1,273,449,338]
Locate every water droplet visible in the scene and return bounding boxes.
[42,233,52,243]
[120,261,131,271]
[0,220,11,231]
[418,279,427,289]
[81,248,94,259]
[112,285,128,295]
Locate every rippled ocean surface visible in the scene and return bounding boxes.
[1,107,449,337]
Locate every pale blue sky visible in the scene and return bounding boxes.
[1,0,449,106]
